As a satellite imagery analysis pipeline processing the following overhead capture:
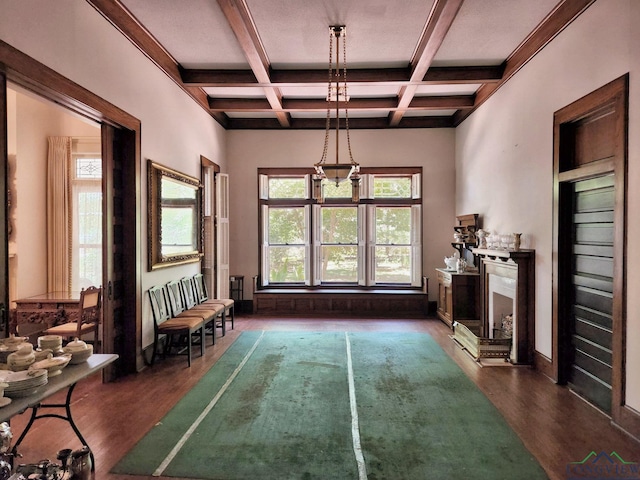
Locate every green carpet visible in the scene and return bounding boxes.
[112,331,547,479]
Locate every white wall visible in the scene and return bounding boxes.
[226,128,456,301]
[0,0,226,349]
[455,0,640,410]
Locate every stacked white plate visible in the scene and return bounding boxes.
[38,335,63,352]
[0,369,48,398]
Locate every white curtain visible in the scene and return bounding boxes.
[47,136,72,292]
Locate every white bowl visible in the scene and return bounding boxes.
[63,344,93,364]
[64,339,88,353]
[29,354,71,377]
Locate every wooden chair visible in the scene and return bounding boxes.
[148,285,204,367]
[44,286,102,351]
[192,273,235,330]
[165,280,222,343]
[179,277,226,343]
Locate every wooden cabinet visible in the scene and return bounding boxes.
[436,269,480,334]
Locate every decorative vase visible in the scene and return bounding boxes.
[513,233,522,251]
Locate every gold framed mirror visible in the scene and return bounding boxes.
[148,160,203,270]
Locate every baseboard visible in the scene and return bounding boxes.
[533,350,555,381]
[614,404,640,443]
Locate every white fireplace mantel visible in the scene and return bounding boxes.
[473,248,536,365]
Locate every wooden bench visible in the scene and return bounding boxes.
[252,276,429,317]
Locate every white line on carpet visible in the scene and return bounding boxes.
[153,330,267,477]
[345,332,368,480]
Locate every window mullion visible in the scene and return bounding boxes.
[305,204,312,286]
[312,204,321,286]
[411,204,422,287]
[261,205,270,286]
[364,204,374,286]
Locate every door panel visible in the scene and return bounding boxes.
[567,176,614,413]
[0,75,8,335]
[102,125,138,377]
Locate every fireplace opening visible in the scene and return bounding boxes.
[488,273,517,361]
[491,293,513,338]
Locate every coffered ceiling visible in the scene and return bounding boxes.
[87,0,595,129]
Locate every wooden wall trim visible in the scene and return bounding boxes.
[534,351,555,381]
[0,40,139,131]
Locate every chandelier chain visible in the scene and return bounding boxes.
[314,24,359,198]
[343,29,355,166]
[319,28,333,165]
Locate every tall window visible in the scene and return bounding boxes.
[259,168,421,287]
[71,154,102,291]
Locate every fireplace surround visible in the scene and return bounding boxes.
[472,248,535,364]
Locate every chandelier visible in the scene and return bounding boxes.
[313,25,360,203]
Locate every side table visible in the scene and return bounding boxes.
[229,275,244,312]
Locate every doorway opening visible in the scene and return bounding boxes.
[6,84,102,344]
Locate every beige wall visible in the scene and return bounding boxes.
[455,0,640,410]
[226,128,456,302]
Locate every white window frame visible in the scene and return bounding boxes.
[259,169,421,288]
[70,152,102,291]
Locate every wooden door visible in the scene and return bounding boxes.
[0,75,8,336]
[553,75,627,419]
[566,175,615,412]
[102,124,139,377]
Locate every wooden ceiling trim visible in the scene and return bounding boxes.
[422,66,504,84]
[389,0,464,126]
[452,0,597,126]
[217,0,291,127]
[0,39,140,130]
[409,95,474,109]
[209,98,273,111]
[86,0,228,127]
[180,68,258,86]
[208,95,473,113]
[181,65,501,87]
[228,115,453,130]
[271,68,411,85]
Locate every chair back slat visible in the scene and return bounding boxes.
[166,280,188,316]
[77,285,102,338]
[148,285,170,324]
[180,277,198,309]
[193,273,209,303]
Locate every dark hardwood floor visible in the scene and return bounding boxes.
[6,314,639,479]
